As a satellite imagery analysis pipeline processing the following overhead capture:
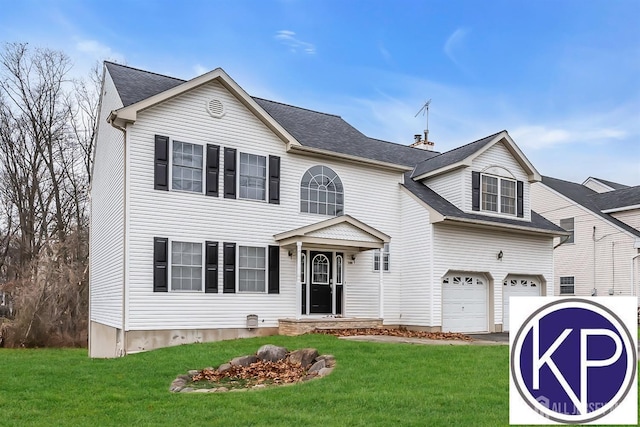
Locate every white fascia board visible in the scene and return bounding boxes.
[437,216,569,237]
[108,68,301,147]
[411,159,471,181]
[287,144,412,172]
[602,205,640,214]
[471,132,541,182]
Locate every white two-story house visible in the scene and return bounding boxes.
[532,176,640,300]
[89,62,565,357]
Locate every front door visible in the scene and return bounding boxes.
[310,251,332,314]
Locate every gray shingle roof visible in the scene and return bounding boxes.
[411,131,503,178]
[253,98,439,167]
[402,172,565,234]
[541,176,640,238]
[105,62,184,107]
[592,185,640,211]
[105,62,439,167]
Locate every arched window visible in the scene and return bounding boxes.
[312,254,330,284]
[300,166,344,216]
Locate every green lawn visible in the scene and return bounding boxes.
[0,334,635,426]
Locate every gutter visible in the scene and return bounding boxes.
[437,216,570,237]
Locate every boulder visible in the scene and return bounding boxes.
[288,348,319,368]
[230,355,258,367]
[308,359,326,374]
[315,355,336,367]
[256,344,288,362]
[317,367,334,377]
[217,363,232,373]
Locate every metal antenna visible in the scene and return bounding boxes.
[414,99,431,143]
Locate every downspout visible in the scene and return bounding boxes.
[632,253,640,299]
[592,226,597,294]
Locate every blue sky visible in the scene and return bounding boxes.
[2,0,639,184]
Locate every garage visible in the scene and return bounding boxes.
[502,276,542,332]
[442,272,489,333]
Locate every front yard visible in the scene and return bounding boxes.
[0,334,636,426]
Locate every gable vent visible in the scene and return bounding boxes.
[206,99,225,118]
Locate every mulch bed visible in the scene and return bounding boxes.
[313,327,472,341]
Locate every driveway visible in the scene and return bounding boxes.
[467,332,509,343]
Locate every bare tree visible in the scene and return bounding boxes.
[0,43,99,347]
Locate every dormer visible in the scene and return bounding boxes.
[410,130,541,222]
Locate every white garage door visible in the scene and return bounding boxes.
[502,276,541,332]
[442,273,488,333]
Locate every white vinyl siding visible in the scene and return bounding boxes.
[123,79,401,329]
[238,246,266,292]
[467,141,532,221]
[432,223,553,331]
[531,182,639,299]
[239,153,266,201]
[89,71,125,328]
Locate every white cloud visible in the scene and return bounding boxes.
[443,27,469,66]
[275,30,316,55]
[75,39,125,63]
[511,124,628,150]
[379,44,391,62]
[193,64,208,77]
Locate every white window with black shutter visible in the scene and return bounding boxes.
[472,171,524,217]
[153,135,220,197]
[153,238,219,293]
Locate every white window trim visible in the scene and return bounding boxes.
[169,139,206,195]
[336,254,343,285]
[373,243,390,272]
[480,173,516,216]
[238,152,267,202]
[299,165,345,217]
[301,252,307,284]
[237,243,268,293]
[168,238,205,293]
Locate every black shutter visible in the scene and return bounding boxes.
[205,241,218,293]
[268,155,280,204]
[224,148,236,199]
[153,237,168,292]
[206,144,220,197]
[517,180,524,218]
[268,245,280,294]
[472,171,480,211]
[154,135,169,191]
[223,242,236,293]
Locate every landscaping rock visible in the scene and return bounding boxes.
[188,370,200,376]
[257,344,288,362]
[302,374,317,381]
[315,355,335,367]
[317,367,334,377]
[215,387,229,392]
[193,388,209,393]
[288,348,319,368]
[230,355,258,367]
[308,359,326,374]
[217,363,232,373]
[180,387,194,393]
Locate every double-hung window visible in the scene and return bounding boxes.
[172,141,203,192]
[373,243,390,272]
[239,153,266,200]
[559,276,575,295]
[482,174,516,215]
[171,241,203,291]
[239,246,266,292]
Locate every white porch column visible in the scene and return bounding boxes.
[296,241,302,320]
[379,250,384,319]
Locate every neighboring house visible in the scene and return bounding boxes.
[89,62,565,357]
[531,176,640,301]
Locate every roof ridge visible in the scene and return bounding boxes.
[419,129,506,162]
[252,97,341,118]
[104,61,186,83]
[367,136,442,154]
